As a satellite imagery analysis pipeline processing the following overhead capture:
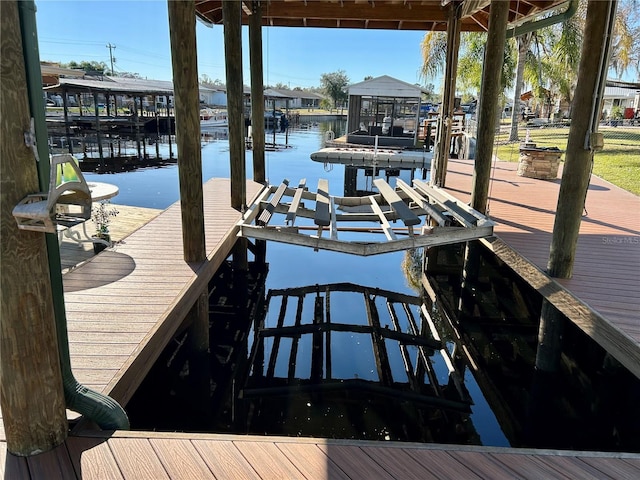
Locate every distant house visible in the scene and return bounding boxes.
[199,85,227,107]
[602,79,640,119]
[521,80,640,120]
[262,88,324,110]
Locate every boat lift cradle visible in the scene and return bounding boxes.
[237,178,494,256]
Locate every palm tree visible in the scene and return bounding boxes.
[609,1,640,79]
[419,32,447,81]
[509,33,533,141]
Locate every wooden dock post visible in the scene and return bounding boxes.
[155,95,161,159]
[470,0,509,214]
[93,92,104,166]
[1,0,67,455]
[135,97,142,159]
[431,1,461,187]
[62,86,73,154]
[168,0,209,377]
[223,0,246,211]
[249,0,265,183]
[536,0,615,372]
[168,0,206,263]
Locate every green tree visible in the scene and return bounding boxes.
[319,98,333,112]
[509,33,533,141]
[420,32,515,96]
[609,0,640,79]
[419,32,447,81]
[63,60,108,74]
[320,70,349,109]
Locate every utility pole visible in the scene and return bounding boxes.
[106,43,116,75]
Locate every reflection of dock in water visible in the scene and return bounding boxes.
[237,282,478,444]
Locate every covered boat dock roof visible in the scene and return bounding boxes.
[195,0,570,32]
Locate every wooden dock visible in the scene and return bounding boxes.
[59,204,162,273]
[2,172,640,477]
[442,158,640,377]
[59,178,264,405]
[2,430,639,479]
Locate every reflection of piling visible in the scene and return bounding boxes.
[186,292,212,423]
[524,369,562,447]
[535,300,565,372]
[458,241,481,317]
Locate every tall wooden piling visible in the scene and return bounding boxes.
[470,0,509,214]
[167,0,209,375]
[167,0,206,263]
[432,1,461,187]
[536,0,616,372]
[1,0,67,455]
[62,86,73,154]
[93,92,104,164]
[249,0,265,183]
[223,0,246,211]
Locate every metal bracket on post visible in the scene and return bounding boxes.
[24,117,40,163]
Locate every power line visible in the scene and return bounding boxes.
[106,43,116,75]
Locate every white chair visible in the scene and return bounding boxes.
[13,154,92,235]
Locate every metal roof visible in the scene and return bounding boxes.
[195,0,569,32]
[349,75,427,97]
[44,76,175,95]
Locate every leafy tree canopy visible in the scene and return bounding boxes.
[62,60,108,74]
[320,70,349,108]
[199,74,224,86]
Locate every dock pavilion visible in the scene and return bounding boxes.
[2,0,639,477]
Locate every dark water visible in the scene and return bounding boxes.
[114,121,640,452]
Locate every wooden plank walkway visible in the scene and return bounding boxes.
[60,178,264,405]
[442,158,640,377]
[2,431,640,479]
[59,204,162,273]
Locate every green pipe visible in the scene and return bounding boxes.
[506,0,579,39]
[18,0,129,430]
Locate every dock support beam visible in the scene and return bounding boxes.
[536,0,616,372]
[431,1,461,187]
[223,0,246,211]
[93,92,104,166]
[1,0,67,455]
[168,0,209,370]
[470,0,509,214]
[62,86,73,154]
[249,0,265,183]
[168,0,206,263]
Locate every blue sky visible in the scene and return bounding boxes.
[35,0,431,89]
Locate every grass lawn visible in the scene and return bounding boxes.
[493,125,640,195]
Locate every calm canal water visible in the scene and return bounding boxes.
[94,121,640,452]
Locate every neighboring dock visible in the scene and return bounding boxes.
[442,158,640,378]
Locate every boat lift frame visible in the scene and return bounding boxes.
[237,177,494,256]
